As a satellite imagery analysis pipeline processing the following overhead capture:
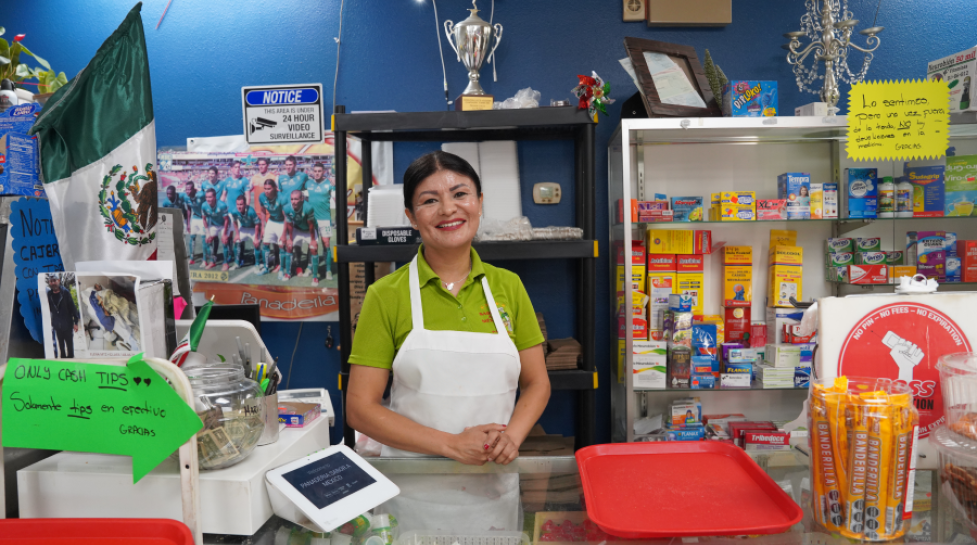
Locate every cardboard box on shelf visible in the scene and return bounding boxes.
[724,266,752,307]
[777,172,812,219]
[671,196,704,222]
[768,263,803,307]
[823,182,839,218]
[647,229,694,254]
[723,246,752,265]
[846,167,878,219]
[891,265,917,282]
[614,239,646,265]
[756,199,787,220]
[676,254,704,272]
[722,80,778,117]
[766,307,804,344]
[770,230,798,248]
[906,164,946,218]
[854,251,886,265]
[615,264,646,292]
[945,155,977,216]
[633,340,667,389]
[719,191,756,221]
[769,245,803,266]
[724,307,751,342]
[677,271,705,316]
[826,237,854,254]
[960,240,977,282]
[848,264,889,285]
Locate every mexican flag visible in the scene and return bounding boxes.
[30,3,157,270]
[170,299,213,367]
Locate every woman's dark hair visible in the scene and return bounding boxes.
[403,151,481,211]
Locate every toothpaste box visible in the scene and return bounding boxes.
[906,164,946,218]
[945,155,977,216]
[823,182,839,218]
[848,264,889,284]
[856,237,882,252]
[777,172,812,219]
[927,47,977,113]
[720,191,756,221]
[810,182,824,219]
[855,251,886,265]
[948,256,962,282]
[722,80,778,117]
[826,252,854,267]
[826,238,855,254]
[756,199,787,221]
[671,196,704,222]
[846,168,878,219]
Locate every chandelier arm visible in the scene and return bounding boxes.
[848,38,882,54]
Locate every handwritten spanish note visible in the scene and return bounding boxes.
[846,79,950,161]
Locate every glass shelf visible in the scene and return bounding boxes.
[636,382,807,392]
[616,215,977,228]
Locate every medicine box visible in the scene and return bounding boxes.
[617,199,638,223]
[696,315,725,346]
[960,240,977,282]
[823,182,839,218]
[854,251,886,265]
[767,264,803,307]
[724,246,752,265]
[826,252,854,267]
[826,238,854,254]
[927,46,977,113]
[764,344,801,368]
[947,232,959,256]
[618,314,648,340]
[886,251,905,266]
[721,373,751,388]
[723,307,752,342]
[770,230,797,248]
[846,168,878,219]
[667,427,706,441]
[948,256,962,282]
[647,229,695,254]
[669,293,694,312]
[639,210,674,223]
[914,231,948,280]
[676,254,704,272]
[891,265,917,282]
[723,266,752,307]
[810,182,824,219]
[906,164,946,218]
[769,245,803,266]
[677,272,704,316]
[777,172,812,219]
[647,276,674,341]
[690,374,716,389]
[945,155,977,216]
[633,340,667,390]
[756,199,787,220]
[671,196,704,222]
[614,240,646,265]
[766,307,804,344]
[856,237,882,252]
[671,397,702,426]
[722,80,778,117]
[618,290,649,318]
[615,264,646,292]
[848,264,889,285]
[278,402,321,428]
[719,191,756,221]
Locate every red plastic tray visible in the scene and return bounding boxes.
[576,442,803,538]
[0,518,193,544]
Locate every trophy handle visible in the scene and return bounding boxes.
[443,20,460,61]
[488,23,503,64]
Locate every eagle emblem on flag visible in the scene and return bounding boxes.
[98,163,158,246]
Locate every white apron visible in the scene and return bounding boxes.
[379,256,522,533]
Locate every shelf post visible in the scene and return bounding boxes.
[576,122,597,449]
[334,106,357,448]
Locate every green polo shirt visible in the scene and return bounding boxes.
[349,247,544,370]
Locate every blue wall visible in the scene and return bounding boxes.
[7,0,977,446]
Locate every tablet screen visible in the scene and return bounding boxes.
[282,452,378,510]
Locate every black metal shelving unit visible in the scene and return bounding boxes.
[333,106,598,450]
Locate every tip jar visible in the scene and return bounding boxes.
[183,363,265,469]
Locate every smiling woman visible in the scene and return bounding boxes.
[345,151,551,533]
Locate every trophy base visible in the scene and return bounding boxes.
[455,94,494,112]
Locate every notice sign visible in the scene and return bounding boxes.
[242,83,324,145]
[847,79,950,161]
[1,355,203,483]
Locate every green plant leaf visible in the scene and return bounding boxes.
[14,63,32,78]
[0,55,9,66]
[17,43,50,70]
[218,354,226,362]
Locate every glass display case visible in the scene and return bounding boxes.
[608,115,977,444]
[204,454,965,544]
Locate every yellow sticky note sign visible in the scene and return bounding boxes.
[846,79,950,161]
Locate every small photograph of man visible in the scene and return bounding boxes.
[45,272,79,358]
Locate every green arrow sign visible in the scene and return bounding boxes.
[2,356,203,482]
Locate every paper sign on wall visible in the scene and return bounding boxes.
[10,198,64,342]
[1,355,202,482]
[847,79,950,161]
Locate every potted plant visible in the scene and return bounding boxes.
[0,26,67,104]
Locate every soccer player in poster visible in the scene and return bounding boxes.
[202,188,232,271]
[184,180,206,265]
[278,155,308,198]
[222,160,250,209]
[46,274,79,358]
[251,157,273,220]
[259,179,287,276]
[306,162,334,282]
[283,189,318,284]
[201,166,225,200]
[230,195,264,272]
[161,184,185,209]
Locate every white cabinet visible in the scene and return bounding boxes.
[609,115,977,443]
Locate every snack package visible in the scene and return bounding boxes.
[809,377,919,541]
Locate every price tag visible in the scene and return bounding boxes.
[846,79,950,161]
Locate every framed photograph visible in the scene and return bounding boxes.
[623,0,646,22]
[623,37,721,118]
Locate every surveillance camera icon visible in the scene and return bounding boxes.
[250,117,277,135]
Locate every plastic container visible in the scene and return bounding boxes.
[575,441,802,538]
[808,377,918,541]
[938,353,977,440]
[396,531,528,545]
[183,363,265,469]
[0,518,193,544]
[931,426,977,536]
